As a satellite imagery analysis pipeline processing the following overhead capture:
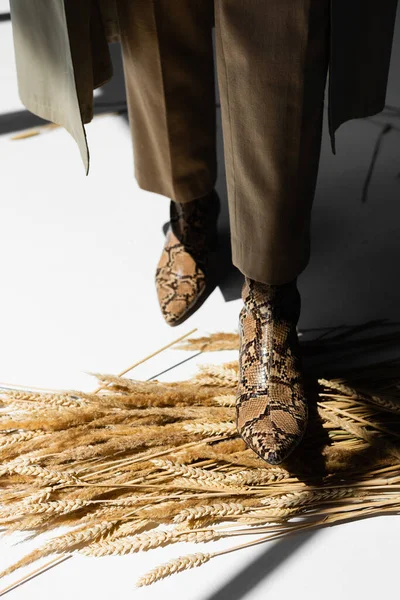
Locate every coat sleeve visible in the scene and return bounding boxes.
[9,0,116,176]
[9,0,91,174]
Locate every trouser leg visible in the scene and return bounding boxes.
[214,0,330,285]
[114,0,217,203]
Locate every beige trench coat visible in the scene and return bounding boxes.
[8,0,399,176]
[9,0,120,175]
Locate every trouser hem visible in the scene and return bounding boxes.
[135,168,217,203]
[231,237,311,285]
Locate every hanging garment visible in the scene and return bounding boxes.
[8,0,398,177]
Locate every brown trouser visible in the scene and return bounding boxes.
[114,0,330,285]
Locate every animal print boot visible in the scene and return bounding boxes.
[155,189,220,326]
[236,275,308,464]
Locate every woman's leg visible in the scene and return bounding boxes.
[214,0,330,285]
[115,0,221,326]
[115,0,217,203]
[214,0,331,464]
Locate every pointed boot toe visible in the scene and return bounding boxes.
[236,390,308,464]
[235,276,308,465]
[155,190,220,326]
[155,228,208,326]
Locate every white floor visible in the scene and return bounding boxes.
[1,2,400,599]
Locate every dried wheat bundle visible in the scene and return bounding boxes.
[1,322,400,590]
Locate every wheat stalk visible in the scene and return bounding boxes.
[183,422,237,436]
[136,552,212,587]
[1,325,400,592]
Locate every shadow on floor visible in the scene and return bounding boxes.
[204,531,316,600]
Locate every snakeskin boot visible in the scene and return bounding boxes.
[236,275,308,465]
[155,189,221,326]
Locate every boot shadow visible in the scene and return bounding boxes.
[260,320,400,486]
